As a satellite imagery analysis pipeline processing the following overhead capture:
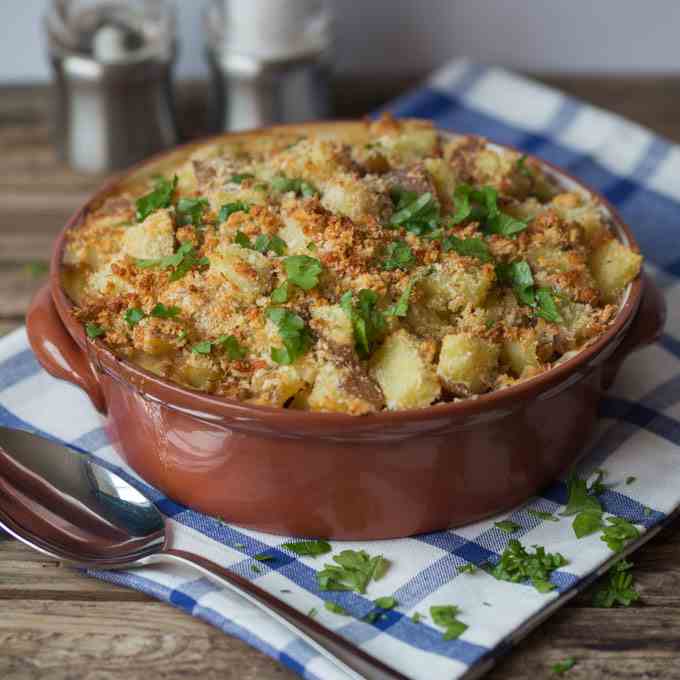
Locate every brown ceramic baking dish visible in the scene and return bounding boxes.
[26,121,666,540]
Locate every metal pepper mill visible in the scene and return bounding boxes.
[45,0,178,174]
[204,0,332,132]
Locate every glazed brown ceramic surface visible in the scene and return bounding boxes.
[26,122,666,539]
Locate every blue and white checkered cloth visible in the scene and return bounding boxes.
[2,60,680,679]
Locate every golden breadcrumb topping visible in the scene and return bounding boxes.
[62,116,642,414]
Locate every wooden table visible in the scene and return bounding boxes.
[2,76,680,679]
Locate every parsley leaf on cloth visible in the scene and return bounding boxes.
[373,596,398,610]
[340,289,386,357]
[324,601,349,615]
[389,189,441,236]
[430,605,468,640]
[281,540,332,557]
[317,549,389,594]
[135,175,177,222]
[601,516,641,553]
[494,520,521,534]
[527,509,559,522]
[593,559,640,607]
[491,539,568,593]
[561,473,603,516]
[266,308,313,365]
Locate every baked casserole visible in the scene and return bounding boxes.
[62,116,642,414]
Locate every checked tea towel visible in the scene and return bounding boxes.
[2,60,680,679]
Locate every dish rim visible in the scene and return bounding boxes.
[50,119,644,427]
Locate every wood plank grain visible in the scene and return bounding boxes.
[0,601,298,680]
[0,265,47,318]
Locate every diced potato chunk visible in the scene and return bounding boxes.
[501,329,541,377]
[321,173,383,221]
[132,319,176,356]
[279,210,312,254]
[310,303,354,346]
[308,363,383,415]
[249,366,306,407]
[437,334,500,394]
[589,238,642,302]
[420,258,495,314]
[370,330,440,410]
[424,158,457,207]
[177,352,220,390]
[89,260,133,296]
[121,209,174,260]
[210,243,272,301]
[378,128,439,163]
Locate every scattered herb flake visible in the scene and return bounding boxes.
[561,474,603,516]
[231,173,255,184]
[516,154,533,179]
[136,242,208,281]
[324,601,349,616]
[494,520,521,534]
[271,175,318,197]
[384,280,415,318]
[601,516,640,553]
[364,611,380,624]
[254,554,274,562]
[250,564,262,574]
[216,334,247,360]
[430,605,468,640]
[535,287,564,323]
[389,188,441,236]
[573,509,604,539]
[373,596,397,610]
[281,540,332,557]
[411,612,423,623]
[271,281,290,304]
[593,559,640,608]
[442,235,493,263]
[528,509,559,522]
[308,607,318,618]
[626,476,637,485]
[644,506,652,517]
[191,340,213,355]
[552,657,576,675]
[176,197,209,227]
[459,563,478,574]
[317,550,389,594]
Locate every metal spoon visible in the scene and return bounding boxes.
[0,426,403,680]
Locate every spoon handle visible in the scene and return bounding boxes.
[144,548,405,680]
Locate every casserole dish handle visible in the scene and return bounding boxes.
[26,285,107,414]
[602,273,666,389]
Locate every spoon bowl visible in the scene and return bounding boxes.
[0,426,401,680]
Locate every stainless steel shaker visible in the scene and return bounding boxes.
[204,0,332,132]
[45,0,178,174]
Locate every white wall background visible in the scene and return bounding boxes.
[3,0,680,83]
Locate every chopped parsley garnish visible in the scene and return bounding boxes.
[308,607,318,618]
[496,260,563,323]
[382,240,415,271]
[135,175,177,222]
[430,605,468,640]
[219,201,250,222]
[85,323,105,339]
[151,302,182,319]
[281,540,332,557]
[266,307,313,365]
[284,255,323,290]
[384,281,414,318]
[562,473,604,516]
[601,516,640,552]
[340,289,386,358]
[316,549,389,594]
[235,231,287,256]
[150,303,181,319]
[191,340,212,355]
[176,197,209,227]
[254,554,274,562]
[389,189,441,236]
[494,520,520,534]
[373,596,397,610]
[459,563,478,574]
[491,539,567,593]
[626,476,637,485]
[552,657,576,675]
[364,611,380,624]
[324,601,349,616]
[442,235,493,263]
[593,559,640,607]
[451,183,528,237]
[411,612,423,623]
[271,175,318,197]
[589,468,608,496]
[271,281,290,304]
[250,564,262,574]
[231,173,255,184]
[527,509,559,522]
[124,308,145,327]
[516,154,533,179]
[136,242,209,281]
